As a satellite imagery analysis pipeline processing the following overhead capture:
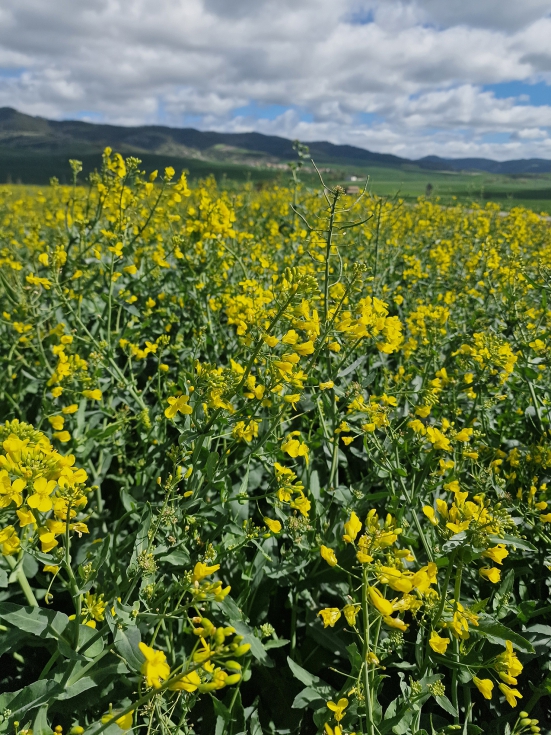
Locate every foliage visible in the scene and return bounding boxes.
[0,150,550,735]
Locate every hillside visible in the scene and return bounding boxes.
[1,107,550,185]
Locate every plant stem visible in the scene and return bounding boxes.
[361,567,375,735]
[5,554,38,607]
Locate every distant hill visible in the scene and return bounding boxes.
[0,106,550,183]
[418,155,551,175]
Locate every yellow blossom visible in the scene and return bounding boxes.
[138,642,171,688]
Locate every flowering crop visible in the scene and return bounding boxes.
[0,151,550,735]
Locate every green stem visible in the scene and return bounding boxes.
[323,189,341,323]
[5,554,38,607]
[361,568,375,735]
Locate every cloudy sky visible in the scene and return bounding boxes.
[1,0,551,160]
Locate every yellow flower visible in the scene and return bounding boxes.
[320,545,337,567]
[102,711,135,731]
[62,404,79,414]
[169,669,202,692]
[192,561,220,582]
[498,683,522,707]
[294,340,314,356]
[263,334,279,347]
[343,511,362,543]
[82,389,102,400]
[138,642,171,688]
[318,608,341,628]
[482,545,508,565]
[343,604,360,626]
[0,526,20,555]
[281,433,308,461]
[422,505,438,525]
[455,427,473,442]
[480,567,501,584]
[53,431,71,442]
[281,330,299,344]
[429,630,449,654]
[367,586,394,616]
[327,698,348,722]
[264,517,282,534]
[283,393,301,410]
[232,420,259,443]
[290,493,311,517]
[38,528,58,553]
[43,565,60,574]
[48,415,65,431]
[473,677,494,700]
[165,395,192,419]
[0,474,25,508]
[16,508,36,527]
[27,477,57,513]
[383,615,409,631]
[319,381,334,390]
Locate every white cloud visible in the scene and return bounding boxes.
[0,0,549,159]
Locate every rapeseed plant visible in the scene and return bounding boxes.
[0,151,550,734]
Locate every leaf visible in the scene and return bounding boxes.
[0,568,7,588]
[291,687,325,709]
[476,618,535,653]
[441,531,467,553]
[33,705,53,735]
[58,677,99,701]
[0,629,28,657]
[435,694,458,718]
[205,450,220,482]
[231,621,273,668]
[249,708,262,735]
[0,680,62,721]
[114,625,144,671]
[0,603,69,640]
[77,625,105,658]
[128,506,152,570]
[488,534,536,552]
[287,657,321,688]
[338,355,367,378]
[263,637,289,650]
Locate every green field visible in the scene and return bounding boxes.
[1,150,550,214]
[333,165,551,214]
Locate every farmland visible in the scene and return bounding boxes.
[0,151,550,735]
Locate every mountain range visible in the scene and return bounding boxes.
[0,106,550,184]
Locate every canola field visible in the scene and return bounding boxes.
[0,151,550,735]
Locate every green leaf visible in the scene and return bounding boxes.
[232,621,273,668]
[33,706,53,735]
[205,450,220,481]
[0,603,69,640]
[476,618,535,653]
[114,625,144,671]
[488,534,536,552]
[287,657,321,688]
[0,680,62,721]
[291,687,326,709]
[435,694,458,718]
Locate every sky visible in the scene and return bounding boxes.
[1,0,551,161]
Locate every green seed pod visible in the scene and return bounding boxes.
[225,660,242,671]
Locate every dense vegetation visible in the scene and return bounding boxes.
[0,151,550,735]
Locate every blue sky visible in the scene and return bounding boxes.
[0,0,550,160]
